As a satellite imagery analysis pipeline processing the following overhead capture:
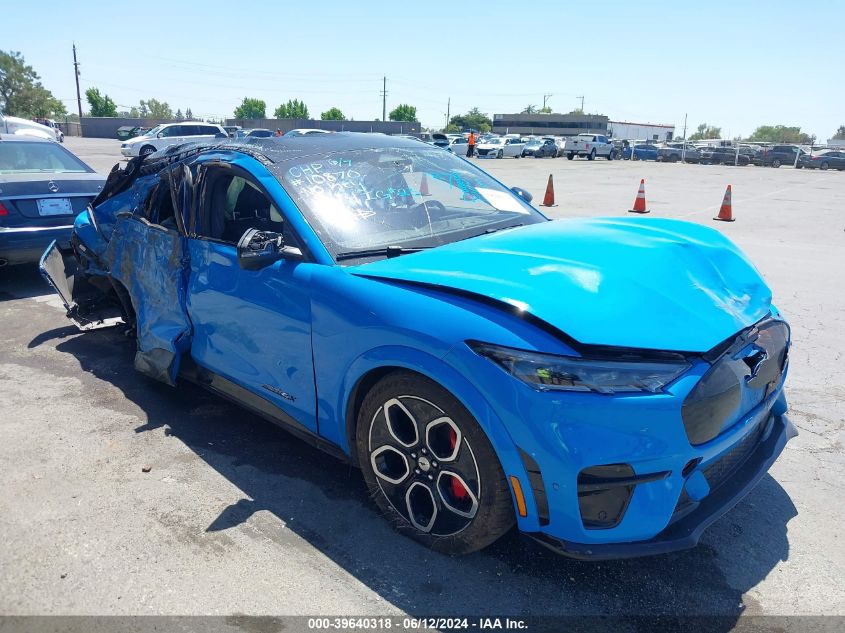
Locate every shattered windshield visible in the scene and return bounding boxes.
[279,146,546,261]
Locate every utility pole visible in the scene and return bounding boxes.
[681,113,688,162]
[72,44,83,121]
[380,76,387,121]
[576,95,585,112]
[543,94,552,109]
[445,97,450,130]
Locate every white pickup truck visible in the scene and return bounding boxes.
[563,133,615,160]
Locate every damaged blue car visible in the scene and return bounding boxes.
[39,133,795,558]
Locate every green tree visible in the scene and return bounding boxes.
[274,98,309,119]
[85,87,118,117]
[139,98,173,119]
[388,103,417,122]
[748,125,813,144]
[688,123,722,141]
[538,106,552,114]
[321,107,345,121]
[521,104,537,114]
[234,97,266,119]
[27,85,66,118]
[128,106,140,118]
[448,107,493,133]
[831,126,845,140]
[1,50,66,118]
[185,107,193,120]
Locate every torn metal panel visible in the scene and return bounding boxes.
[105,217,192,386]
[39,241,124,331]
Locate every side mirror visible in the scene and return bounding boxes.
[237,228,302,270]
[157,132,164,139]
[511,186,533,203]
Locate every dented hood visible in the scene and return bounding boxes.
[350,217,772,352]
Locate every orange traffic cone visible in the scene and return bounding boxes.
[541,174,556,207]
[628,179,650,214]
[420,172,431,196]
[714,185,735,222]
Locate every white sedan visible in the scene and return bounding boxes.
[475,137,525,158]
[449,137,469,156]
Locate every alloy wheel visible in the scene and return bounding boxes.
[368,395,481,536]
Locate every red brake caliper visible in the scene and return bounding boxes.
[448,427,469,500]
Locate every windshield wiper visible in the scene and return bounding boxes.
[335,245,434,261]
[457,223,525,243]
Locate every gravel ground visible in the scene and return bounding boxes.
[1,138,843,624]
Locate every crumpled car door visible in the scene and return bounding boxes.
[105,214,191,386]
[104,164,192,386]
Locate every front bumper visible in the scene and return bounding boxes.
[120,146,137,157]
[443,317,792,558]
[0,225,74,265]
[530,412,796,559]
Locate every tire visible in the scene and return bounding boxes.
[670,154,679,163]
[140,145,157,157]
[567,153,574,160]
[821,161,829,171]
[587,149,596,161]
[497,150,503,159]
[356,371,515,555]
[607,151,614,160]
[771,158,781,168]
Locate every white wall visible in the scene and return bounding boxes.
[609,121,675,141]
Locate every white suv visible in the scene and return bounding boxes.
[121,122,227,157]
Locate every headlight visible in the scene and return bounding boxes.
[121,143,128,148]
[468,342,690,394]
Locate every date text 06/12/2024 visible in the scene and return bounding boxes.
[306,617,528,630]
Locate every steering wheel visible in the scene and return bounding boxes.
[416,199,446,213]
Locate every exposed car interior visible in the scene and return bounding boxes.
[204,173,286,244]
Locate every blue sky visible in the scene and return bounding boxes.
[6,0,844,139]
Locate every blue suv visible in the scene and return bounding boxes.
[40,134,795,558]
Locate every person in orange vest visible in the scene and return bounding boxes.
[466,131,476,158]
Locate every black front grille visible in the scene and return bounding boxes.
[682,319,789,445]
[672,417,768,520]
[701,419,766,490]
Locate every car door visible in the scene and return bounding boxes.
[182,157,318,432]
[104,166,192,385]
[156,124,185,150]
[196,124,225,142]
